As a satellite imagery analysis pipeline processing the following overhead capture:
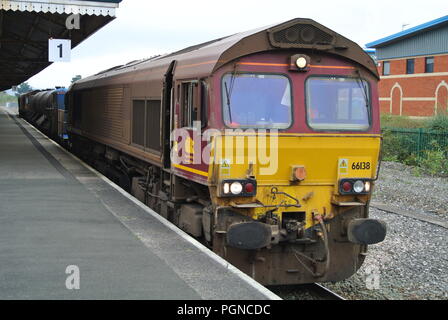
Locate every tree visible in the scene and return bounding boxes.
[15,82,33,95]
[71,75,82,84]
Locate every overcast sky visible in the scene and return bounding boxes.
[26,0,447,89]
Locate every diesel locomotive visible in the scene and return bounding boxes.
[41,18,385,285]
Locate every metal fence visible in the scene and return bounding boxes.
[382,127,448,159]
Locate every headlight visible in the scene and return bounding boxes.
[296,57,308,69]
[291,54,310,71]
[339,179,372,195]
[220,179,257,197]
[230,182,243,195]
[353,180,365,193]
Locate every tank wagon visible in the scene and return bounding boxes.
[18,90,41,118]
[19,88,68,142]
[66,18,386,285]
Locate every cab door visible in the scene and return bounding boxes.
[162,61,176,169]
[171,79,209,184]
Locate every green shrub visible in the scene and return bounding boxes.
[427,113,448,131]
[416,141,448,177]
[381,114,448,177]
[382,129,417,163]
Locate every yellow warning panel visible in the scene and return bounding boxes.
[338,157,373,178]
[339,158,349,174]
[220,158,231,177]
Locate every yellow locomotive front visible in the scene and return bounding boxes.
[199,51,385,285]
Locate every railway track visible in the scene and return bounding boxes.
[269,283,346,300]
[370,202,448,229]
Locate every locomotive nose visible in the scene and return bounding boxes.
[347,218,387,245]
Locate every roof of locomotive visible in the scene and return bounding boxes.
[72,18,379,90]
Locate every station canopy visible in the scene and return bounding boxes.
[0,0,122,91]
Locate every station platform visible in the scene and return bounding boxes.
[0,107,280,300]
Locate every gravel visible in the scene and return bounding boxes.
[270,286,322,300]
[373,161,448,220]
[322,208,448,300]
[321,161,448,300]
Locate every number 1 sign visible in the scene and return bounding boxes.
[48,39,71,62]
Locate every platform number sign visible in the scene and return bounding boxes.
[48,39,71,62]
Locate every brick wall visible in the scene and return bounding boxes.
[377,54,448,116]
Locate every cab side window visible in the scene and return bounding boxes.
[181,81,199,128]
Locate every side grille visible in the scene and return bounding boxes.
[146,100,161,152]
[132,100,145,147]
[104,87,124,140]
[80,86,125,142]
[132,99,162,152]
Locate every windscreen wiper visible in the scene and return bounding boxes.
[224,81,233,124]
[354,69,371,125]
[355,69,369,109]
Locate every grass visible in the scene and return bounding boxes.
[381,113,448,131]
[380,114,428,129]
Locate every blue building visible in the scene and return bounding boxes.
[366,16,448,116]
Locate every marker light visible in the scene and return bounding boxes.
[342,181,352,193]
[339,179,372,195]
[365,181,371,193]
[353,180,365,193]
[244,183,254,194]
[230,182,243,195]
[220,179,257,197]
[296,57,308,69]
[223,183,230,194]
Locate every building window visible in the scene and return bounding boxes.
[425,57,434,73]
[383,61,390,76]
[406,59,414,74]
